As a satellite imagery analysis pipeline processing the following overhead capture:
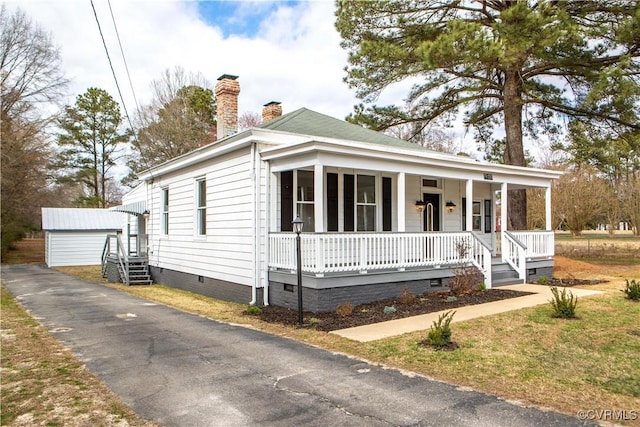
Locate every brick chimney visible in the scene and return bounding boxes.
[215,74,240,140]
[262,101,282,123]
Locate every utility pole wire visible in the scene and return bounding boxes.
[107,0,141,117]
[89,0,136,136]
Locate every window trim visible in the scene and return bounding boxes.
[195,178,207,236]
[356,174,377,232]
[294,169,315,232]
[161,187,169,235]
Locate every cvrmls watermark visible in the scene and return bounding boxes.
[577,409,638,421]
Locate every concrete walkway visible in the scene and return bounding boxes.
[332,284,603,342]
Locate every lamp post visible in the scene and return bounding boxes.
[292,215,304,326]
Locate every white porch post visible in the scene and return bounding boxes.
[501,182,508,233]
[397,172,406,271]
[397,172,406,232]
[314,165,324,275]
[314,165,324,232]
[501,182,508,262]
[491,184,497,256]
[545,186,552,231]
[465,179,473,232]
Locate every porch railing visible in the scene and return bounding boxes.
[509,230,554,258]
[502,231,526,280]
[269,231,493,286]
[101,233,129,285]
[127,233,148,256]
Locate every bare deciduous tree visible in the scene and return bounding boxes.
[238,111,262,131]
[0,5,68,254]
[552,166,611,236]
[125,67,216,185]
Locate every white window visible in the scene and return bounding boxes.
[162,188,169,235]
[357,175,376,231]
[472,201,481,231]
[296,170,314,231]
[196,178,206,235]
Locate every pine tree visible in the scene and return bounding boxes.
[57,88,129,207]
[336,0,640,230]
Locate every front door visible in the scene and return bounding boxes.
[423,193,441,232]
[137,215,147,256]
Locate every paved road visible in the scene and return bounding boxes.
[1,264,594,427]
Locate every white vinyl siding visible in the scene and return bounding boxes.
[45,231,114,267]
[136,148,258,287]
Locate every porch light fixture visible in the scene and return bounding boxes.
[292,215,304,325]
[445,201,457,213]
[415,200,427,212]
[142,209,150,219]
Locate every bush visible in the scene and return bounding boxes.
[245,306,262,315]
[549,287,578,318]
[477,282,487,291]
[622,279,640,301]
[336,302,354,317]
[538,276,550,285]
[399,288,416,305]
[426,310,455,347]
[449,266,483,296]
[383,306,397,314]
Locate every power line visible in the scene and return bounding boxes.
[90,0,136,135]
[107,0,141,117]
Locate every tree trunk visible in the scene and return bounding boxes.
[503,69,527,230]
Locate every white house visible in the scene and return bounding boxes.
[114,74,562,312]
[42,208,123,267]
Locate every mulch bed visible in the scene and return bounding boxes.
[255,289,533,332]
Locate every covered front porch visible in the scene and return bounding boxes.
[261,140,559,310]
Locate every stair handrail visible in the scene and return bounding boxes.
[114,233,130,285]
[101,235,111,277]
[102,234,130,285]
[503,231,527,280]
[469,231,493,288]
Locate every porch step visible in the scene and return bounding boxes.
[491,261,523,287]
[115,258,152,286]
[492,277,525,287]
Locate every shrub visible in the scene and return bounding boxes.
[549,287,578,318]
[622,279,640,301]
[477,282,487,291]
[383,306,397,314]
[399,288,416,305]
[245,306,262,315]
[336,302,354,317]
[426,310,455,347]
[449,266,483,296]
[537,276,550,285]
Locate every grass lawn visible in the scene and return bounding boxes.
[54,258,640,425]
[3,238,640,425]
[0,287,158,426]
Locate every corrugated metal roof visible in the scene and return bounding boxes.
[260,108,438,152]
[110,201,147,215]
[41,208,123,231]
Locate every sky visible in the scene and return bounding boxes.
[8,0,419,126]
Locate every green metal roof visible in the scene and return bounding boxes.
[260,108,434,152]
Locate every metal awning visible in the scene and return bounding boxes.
[110,201,147,215]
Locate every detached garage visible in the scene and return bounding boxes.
[42,208,124,267]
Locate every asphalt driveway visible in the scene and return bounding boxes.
[1,264,594,427]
